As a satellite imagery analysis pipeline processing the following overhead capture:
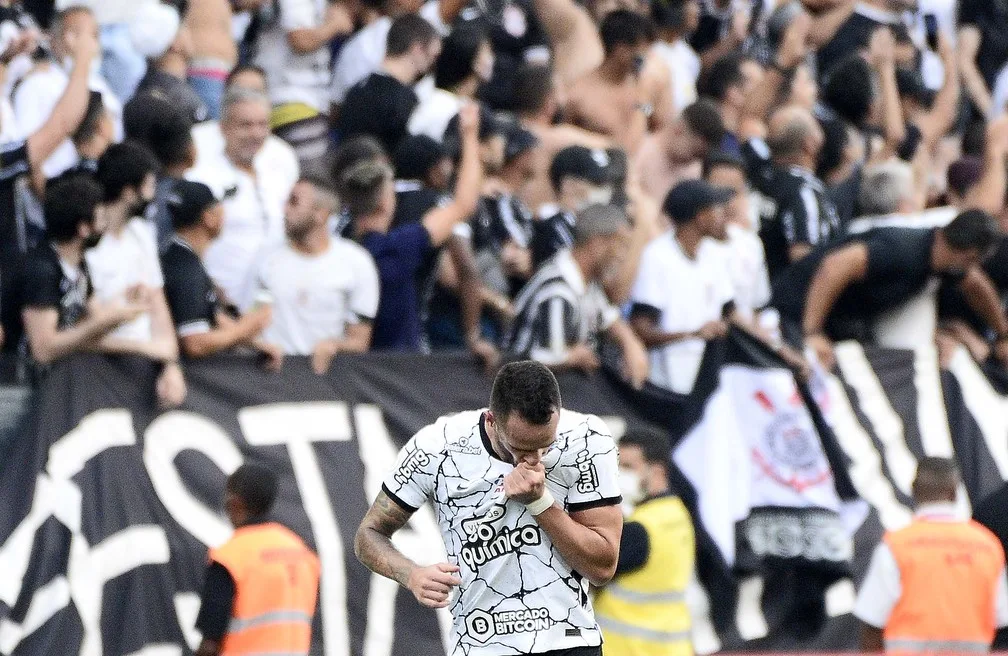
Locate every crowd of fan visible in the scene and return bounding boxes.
[0,0,1007,407]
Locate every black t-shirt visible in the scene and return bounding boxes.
[531,210,574,269]
[0,140,31,259]
[817,10,914,80]
[337,72,418,154]
[390,181,447,316]
[960,0,1008,89]
[772,227,952,341]
[160,237,222,338]
[195,561,237,640]
[742,139,842,281]
[1,243,90,356]
[938,236,1008,335]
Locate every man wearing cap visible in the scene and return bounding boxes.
[161,179,281,369]
[533,145,616,268]
[507,203,649,389]
[129,1,207,124]
[629,179,738,394]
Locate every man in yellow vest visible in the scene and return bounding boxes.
[854,457,1008,654]
[195,463,321,656]
[594,427,695,656]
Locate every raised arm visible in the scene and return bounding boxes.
[963,117,1008,216]
[286,2,352,54]
[916,33,960,147]
[742,12,809,122]
[532,0,603,83]
[354,490,462,608]
[958,26,991,117]
[26,26,98,169]
[422,104,482,246]
[802,243,869,368]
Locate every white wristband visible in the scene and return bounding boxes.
[525,489,555,516]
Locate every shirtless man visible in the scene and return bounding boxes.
[632,98,724,202]
[185,0,246,120]
[565,9,664,154]
[513,63,611,210]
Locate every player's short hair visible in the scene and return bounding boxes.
[225,64,267,91]
[619,426,671,468]
[226,463,278,517]
[490,361,562,425]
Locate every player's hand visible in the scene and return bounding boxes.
[868,27,896,69]
[504,462,546,505]
[776,10,810,70]
[407,563,462,609]
[621,337,649,390]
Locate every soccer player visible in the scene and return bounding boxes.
[355,360,623,656]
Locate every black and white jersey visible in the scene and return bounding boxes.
[382,409,621,656]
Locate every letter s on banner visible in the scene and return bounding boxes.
[144,412,244,548]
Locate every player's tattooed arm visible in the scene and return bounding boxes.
[354,490,416,586]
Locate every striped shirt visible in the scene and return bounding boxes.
[504,249,620,364]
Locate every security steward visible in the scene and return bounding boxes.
[195,463,321,656]
[594,427,694,656]
[854,457,1008,654]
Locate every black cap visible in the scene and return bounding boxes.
[549,145,613,187]
[167,180,224,230]
[663,179,735,224]
[503,122,539,164]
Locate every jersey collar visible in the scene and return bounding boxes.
[479,412,506,462]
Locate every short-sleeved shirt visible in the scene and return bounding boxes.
[630,233,735,394]
[382,409,621,656]
[84,217,165,343]
[252,237,381,355]
[2,243,91,355]
[771,227,953,341]
[253,0,331,111]
[743,139,842,281]
[161,236,222,339]
[358,222,433,351]
[505,249,620,365]
[337,72,419,154]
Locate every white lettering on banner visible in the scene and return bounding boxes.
[353,404,454,656]
[144,412,244,548]
[174,592,202,650]
[48,410,137,480]
[238,402,353,656]
[0,575,70,654]
[735,576,768,641]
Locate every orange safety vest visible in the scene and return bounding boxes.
[209,522,321,656]
[883,518,1004,655]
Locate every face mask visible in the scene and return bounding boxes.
[579,186,613,211]
[618,468,645,506]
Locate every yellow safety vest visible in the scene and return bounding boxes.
[594,495,695,656]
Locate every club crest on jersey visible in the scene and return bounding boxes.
[465,607,553,644]
[460,504,541,570]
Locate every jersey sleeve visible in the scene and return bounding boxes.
[563,414,621,512]
[350,248,380,322]
[20,257,62,310]
[382,424,444,512]
[779,185,821,247]
[163,257,214,337]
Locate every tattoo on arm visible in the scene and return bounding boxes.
[355,491,417,587]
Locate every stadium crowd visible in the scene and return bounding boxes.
[0,0,1006,410]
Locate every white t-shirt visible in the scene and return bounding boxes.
[651,39,699,114]
[408,87,464,141]
[717,223,770,321]
[187,144,299,308]
[190,121,299,173]
[383,409,620,656]
[631,232,734,394]
[331,1,446,104]
[854,503,1008,631]
[253,238,381,355]
[254,0,332,111]
[84,217,164,342]
[13,63,123,178]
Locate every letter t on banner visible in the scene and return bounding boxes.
[238,402,353,656]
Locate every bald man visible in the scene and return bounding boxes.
[854,457,1008,653]
[742,105,841,281]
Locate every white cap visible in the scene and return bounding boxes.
[128,2,180,60]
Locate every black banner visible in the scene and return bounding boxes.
[0,347,1005,656]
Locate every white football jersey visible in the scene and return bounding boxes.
[383,409,621,656]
